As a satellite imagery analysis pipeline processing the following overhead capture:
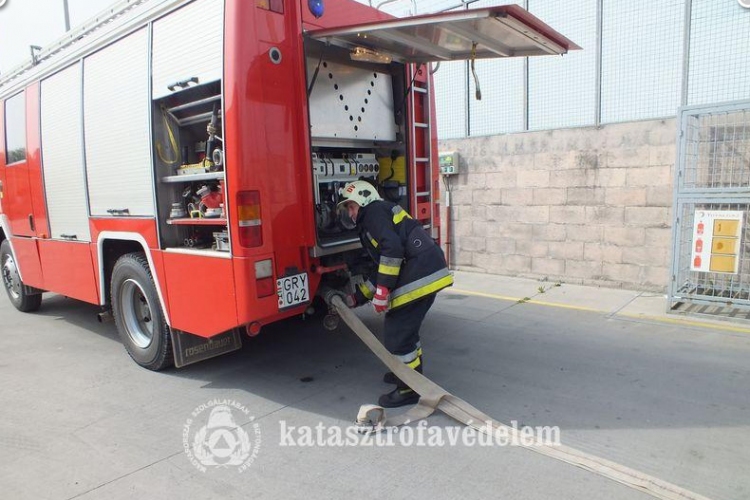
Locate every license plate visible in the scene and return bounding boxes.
[277,273,310,309]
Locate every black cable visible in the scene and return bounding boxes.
[307,47,327,97]
[384,157,395,182]
[397,63,424,115]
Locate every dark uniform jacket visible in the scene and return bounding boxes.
[354,200,453,309]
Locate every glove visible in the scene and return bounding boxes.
[372,285,390,313]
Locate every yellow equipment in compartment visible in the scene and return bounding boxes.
[177,159,215,176]
[378,155,406,185]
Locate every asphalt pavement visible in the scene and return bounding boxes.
[0,270,748,500]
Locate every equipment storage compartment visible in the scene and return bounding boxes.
[305,40,410,255]
[152,80,229,254]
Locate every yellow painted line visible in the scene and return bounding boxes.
[618,312,750,334]
[448,288,606,314]
[447,288,527,304]
[526,298,605,314]
[448,288,750,335]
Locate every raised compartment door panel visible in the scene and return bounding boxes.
[306,5,580,63]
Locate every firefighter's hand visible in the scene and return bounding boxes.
[372,286,390,313]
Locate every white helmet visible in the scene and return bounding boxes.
[337,180,381,209]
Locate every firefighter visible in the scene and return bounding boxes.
[337,180,453,408]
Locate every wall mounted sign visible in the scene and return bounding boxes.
[691,210,744,274]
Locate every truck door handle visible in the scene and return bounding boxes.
[106,208,131,216]
[28,214,35,232]
[167,76,199,92]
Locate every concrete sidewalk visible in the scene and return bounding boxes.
[449,270,750,335]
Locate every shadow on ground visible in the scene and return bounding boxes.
[28,292,750,436]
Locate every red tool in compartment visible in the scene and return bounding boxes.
[194,180,225,218]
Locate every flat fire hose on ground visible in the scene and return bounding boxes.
[329,296,711,500]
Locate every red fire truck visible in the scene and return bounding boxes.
[0,0,576,370]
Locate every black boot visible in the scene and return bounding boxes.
[383,355,423,385]
[379,355,423,408]
[378,386,420,408]
[383,371,400,385]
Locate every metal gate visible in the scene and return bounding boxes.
[670,100,750,317]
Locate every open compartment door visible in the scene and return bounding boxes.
[306,5,580,63]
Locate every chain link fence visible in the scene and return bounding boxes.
[355,0,750,139]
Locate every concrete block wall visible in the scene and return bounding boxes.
[438,119,676,292]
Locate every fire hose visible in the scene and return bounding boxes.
[329,295,710,500]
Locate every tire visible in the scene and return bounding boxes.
[111,252,173,371]
[1,240,42,313]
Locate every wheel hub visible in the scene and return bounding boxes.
[120,279,155,349]
[2,254,22,300]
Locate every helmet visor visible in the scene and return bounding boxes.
[337,203,357,230]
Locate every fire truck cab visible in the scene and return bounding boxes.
[0,0,577,369]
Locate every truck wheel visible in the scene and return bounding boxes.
[111,253,173,371]
[1,240,42,313]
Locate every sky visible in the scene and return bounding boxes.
[0,0,119,75]
[0,0,463,75]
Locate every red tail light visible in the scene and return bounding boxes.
[237,191,263,248]
[256,277,275,298]
[255,259,274,298]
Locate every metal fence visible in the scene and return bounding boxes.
[358,0,750,139]
[682,110,750,191]
[670,101,750,314]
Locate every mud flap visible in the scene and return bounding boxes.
[170,328,242,368]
